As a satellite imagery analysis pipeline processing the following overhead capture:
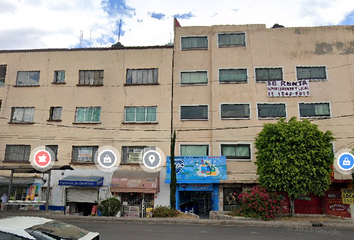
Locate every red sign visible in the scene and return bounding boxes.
[34,150,51,168]
[325,190,351,218]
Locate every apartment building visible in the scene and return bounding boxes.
[0,46,173,214]
[171,19,354,215]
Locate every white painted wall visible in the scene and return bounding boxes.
[154,167,170,207]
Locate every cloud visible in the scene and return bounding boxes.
[149,12,166,20]
[173,12,195,20]
[0,28,48,49]
[0,0,17,13]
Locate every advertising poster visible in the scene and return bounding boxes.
[325,190,351,218]
[25,183,41,201]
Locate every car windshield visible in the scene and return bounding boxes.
[26,221,90,240]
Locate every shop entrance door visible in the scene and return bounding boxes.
[179,191,212,218]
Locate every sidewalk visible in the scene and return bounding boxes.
[1,210,354,230]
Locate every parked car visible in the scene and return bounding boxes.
[0,216,99,240]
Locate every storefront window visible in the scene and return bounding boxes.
[223,187,242,211]
[118,193,154,217]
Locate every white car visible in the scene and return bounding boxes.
[0,217,99,240]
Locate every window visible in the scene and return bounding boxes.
[53,70,65,83]
[255,68,283,82]
[49,107,62,121]
[257,103,286,119]
[75,107,101,123]
[219,69,247,83]
[5,145,31,162]
[72,146,98,163]
[299,102,330,118]
[296,66,326,81]
[180,145,209,156]
[221,144,251,160]
[221,104,250,119]
[218,33,246,47]
[122,146,156,163]
[16,71,40,86]
[78,70,103,85]
[11,107,35,123]
[180,105,208,120]
[0,65,6,87]
[126,69,158,85]
[181,36,208,50]
[181,71,208,85]
[0,231,24,240]
[46,145,58,161]
[124,107,157,123]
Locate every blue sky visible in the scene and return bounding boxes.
[0,0,353,49]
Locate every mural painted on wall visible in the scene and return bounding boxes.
[166,156,227,181]
[267,80,310,97]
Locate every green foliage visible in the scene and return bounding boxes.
[170,131,177,209]
[234,186,285,221]
[255,117,335,198]
[151,205,180,218]
[97,198,121,216]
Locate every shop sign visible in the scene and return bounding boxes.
[128,152,142,163]
[166,156,227,182]
[341,189,354,204]
[267,80,310,97]
[325,190,351,218]
[178,184,213,191]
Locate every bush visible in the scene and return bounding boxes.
[151,206,179,218]
[97,198,122,216]
[234,186,285,221]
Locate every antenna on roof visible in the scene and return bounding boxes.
[79,30,83,48]
[118,19,122,43]
[89,29,92,47]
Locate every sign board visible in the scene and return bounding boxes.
[166,156,227,182]
[178,184,213,191]
[341,189,354,204]
[267,80,310,97]
[78,149,92,162]
[326,190,351,218]
[128,152,142,163]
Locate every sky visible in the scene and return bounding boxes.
[0,0,354,50]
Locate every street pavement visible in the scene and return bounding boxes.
[63,221,354,240]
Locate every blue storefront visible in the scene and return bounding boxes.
[166,156,227,215]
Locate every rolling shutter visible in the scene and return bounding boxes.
[66,188,98,203]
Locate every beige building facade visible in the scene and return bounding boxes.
[172,20,354,211]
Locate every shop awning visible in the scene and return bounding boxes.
[110,170,159,194]
[0,177,35,186]
[59,176,103,187]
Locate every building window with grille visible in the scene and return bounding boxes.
[75,107,101,123]
[53,70,66,83]
[296,66,327,81]
[181,71,208,85]
[255,68,283,82]
[72,146,98,163]
[221,144,251,160]
[78,70,104,86]
[180,105,208,120]
[124,107,157,123]
[219,68,247,83]
[49,107,62,121]
[257,103,286,119]
[46,145,58,161]
[181,36,208,50]
[16,71,40,86]
[218,33,246,47]
[5,145,31,162]
[126,69,158,85]
[10,107,35,123]
[299,102,330,118]
[180,145,209,156]
[0,65,6,87]
[221,104,250,119]
[122,146,156,163]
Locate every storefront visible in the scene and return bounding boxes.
[110,170,159,218]
[166,156,227,217]
[59,176,103,216]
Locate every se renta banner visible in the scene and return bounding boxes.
[166,156,227,183]
[267,80,310,97]
[341,189,354,204]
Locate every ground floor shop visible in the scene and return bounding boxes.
[110,170,159,218]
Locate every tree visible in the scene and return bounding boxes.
[170,131,177,209]
[255,117,334,214]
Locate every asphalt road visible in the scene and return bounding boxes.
[64,221,354,240]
